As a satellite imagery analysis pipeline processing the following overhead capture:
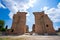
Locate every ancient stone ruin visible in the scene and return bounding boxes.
[33,11,56,35]
[6,11,56,35]
[6,12,27,35]
[11,12,27,35]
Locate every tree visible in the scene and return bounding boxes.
[0,20,5,28]
[0,20,5,31]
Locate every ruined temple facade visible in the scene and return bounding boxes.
[33,11,56,35]
[11,12,27,35]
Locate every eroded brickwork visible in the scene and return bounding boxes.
[6,11,56,35]
[33,11,56,35]
[11,12,27,35]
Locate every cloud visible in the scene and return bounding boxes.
[0,3,6,9]
[9,12,14,19]
[41,6,49,11]
[57,2,60,8]
[26,12,30,16]
[41,2,60,23]
[2,0,36,19]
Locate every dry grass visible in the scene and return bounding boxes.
[0,37,25,40]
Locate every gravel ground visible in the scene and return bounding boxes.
[0,35,60,40]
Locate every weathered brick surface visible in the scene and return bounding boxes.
[11,12,27,35]
[33,11,56,35]
[6,11,56,35]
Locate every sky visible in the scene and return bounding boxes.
[0,0,60,31]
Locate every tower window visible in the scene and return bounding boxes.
[46,25,48,27]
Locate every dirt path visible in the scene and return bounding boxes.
[25,35,60,40]
[0,35,60,40]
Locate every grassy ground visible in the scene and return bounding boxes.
[0,37,25,40]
